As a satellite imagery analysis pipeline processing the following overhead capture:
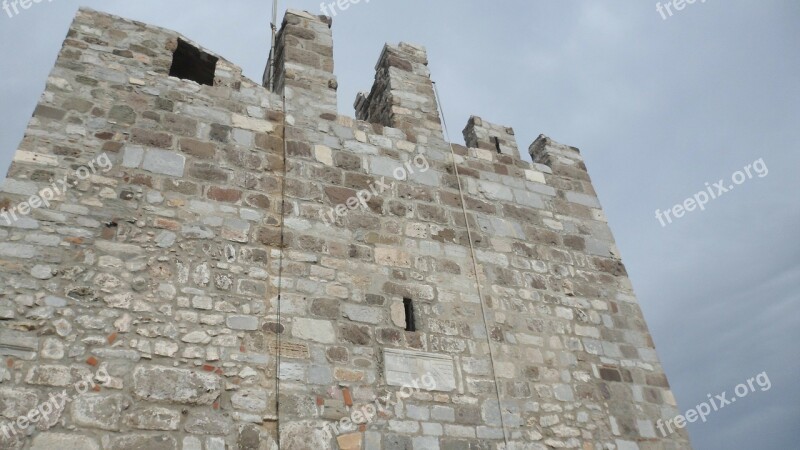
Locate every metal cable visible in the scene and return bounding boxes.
[432,81,511,446]
[274,88,287,448]
[268,0,279,92]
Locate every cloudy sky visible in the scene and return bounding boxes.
[1,1,798,448]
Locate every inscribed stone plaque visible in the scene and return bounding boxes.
[383,348,456,392]
[267,340,310,360]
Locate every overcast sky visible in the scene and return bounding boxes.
[1,1,798,448]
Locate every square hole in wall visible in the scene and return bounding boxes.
[403,298,416,332]
[169,39,218,86]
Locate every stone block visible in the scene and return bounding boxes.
[566,191,602,208]
[71,394,130,431]
[1,179,38,195]
[106,434,178,450]
[315,145,333,166]
[227,315,259,331]
[0,329,39,360]
[292,318,336,344]
[0,243,36,259]
[0,387,39,418]
[231,388,269,412]
[281,420,335,450]
[342,304,385,325]
[25,365,88,387]
[337,433,363,450]
[122,145,144,167]
[30,433,100,450]
[122,406,181,430]
[141,148,186,176]
[184,409,233,435]
[232,114,273,133]
[133,366,220,405]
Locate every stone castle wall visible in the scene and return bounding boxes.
[0,8,691,450]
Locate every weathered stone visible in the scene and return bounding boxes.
[122,145,145,167]
[341,303,385,325]
[132,128,173,149]
[71,394,130,431]
[133,366,220,405]
[155,231,177,248]
[109,105,136,124]
[310,298,339,319]
[227,315,259,331]
[30,264,55,280]
[0,9,688,450]
[34,104,67,120]
[390,301,406,328]
[141,149,186,176]
[181,331,211,344]
[106,434,178,450]
[337,433,363,450]
[0,387,39,418]
[384,434,413,450]
[281,421,334,450]
[207,186,242,203]
[231,388,268,412]
[292,318,336,344]
[30,433,100,450]
[183,436,203,450]
[209,123,231,142]
[180,138,216,159]
[40,337,65,359]
[123,406,182,430]
[340,323,371,345]
[184,409,233,435]
[0,243,36,259]
[232,114,273,133]
[25,365,88,386]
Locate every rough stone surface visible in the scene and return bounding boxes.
[0,7,689,450]
[141,148,186,177]
[133,366,220,405]
[29,433,100,450]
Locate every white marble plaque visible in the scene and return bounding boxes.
[383,348,456,392]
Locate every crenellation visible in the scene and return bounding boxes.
[267,9,338,126]
[355,42,443,144]
[462,116,520,159]
[529,133,591,182]
[0,7,691,450]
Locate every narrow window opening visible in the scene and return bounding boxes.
[403,298,416,332]
[493,136,502,154]
[169,39,218,86]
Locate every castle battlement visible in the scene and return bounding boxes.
[0,7,690,450]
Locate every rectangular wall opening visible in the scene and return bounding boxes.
[169,39,218,86]
[493,136,502,154]
[403,298,416,332]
